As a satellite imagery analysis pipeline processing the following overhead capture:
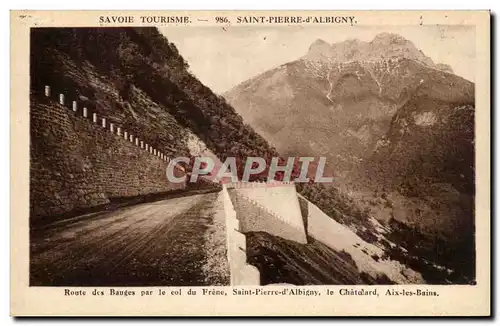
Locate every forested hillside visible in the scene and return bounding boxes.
[31,28,278,168]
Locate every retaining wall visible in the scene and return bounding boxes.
[30,86,186,220]
[221,185,260,285]
[228,182,307,244]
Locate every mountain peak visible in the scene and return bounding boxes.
[371,32,410,45]
[307,39,334,60]
[304,33,436,68]
[436,63,454,74]
[310,38,330,47]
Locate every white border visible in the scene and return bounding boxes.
[3,1,498,325]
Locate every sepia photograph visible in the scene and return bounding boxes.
[28,24,476,287]
[8,8,492,317]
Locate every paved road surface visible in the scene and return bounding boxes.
[30,192,226,286]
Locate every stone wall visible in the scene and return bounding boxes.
[221,185,260,285]
[30,88,186,221]
[228,182,308,244]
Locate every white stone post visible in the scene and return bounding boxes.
[72,101,78,112]
[82,107,88,118]
[124,131,128,140]
[140,141,144,149]
[110,123,114,133]
[145,144,149,151]
[59,94,65,105]
[135,138,139,146]
[92,113,97,123]
[102,118,106,128]
[129,134,134,142]
[117,127,121,136]
[44,86,50,97]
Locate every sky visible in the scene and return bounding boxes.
[160,25,475,94]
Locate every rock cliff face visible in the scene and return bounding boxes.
[225,43,473,179]
[225,33,475,283]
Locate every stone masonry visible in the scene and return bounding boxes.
[30,86,186,220]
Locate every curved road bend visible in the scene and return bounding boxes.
[30,192,229,286]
